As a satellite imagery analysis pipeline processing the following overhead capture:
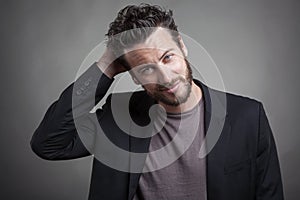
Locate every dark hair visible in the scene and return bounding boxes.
[105,4,180,67]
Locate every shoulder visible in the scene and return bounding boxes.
[225,92,261,114]
[100,90,154,113]
[199,81,263,121]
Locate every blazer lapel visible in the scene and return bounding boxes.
[195,80,231,200]
[127,91,154,200]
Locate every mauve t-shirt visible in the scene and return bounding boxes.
[133,98,207,200]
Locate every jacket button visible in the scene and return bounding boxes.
[76,90,82,95]
[84,81,90,86]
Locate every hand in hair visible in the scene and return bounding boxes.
[96,48,127,78]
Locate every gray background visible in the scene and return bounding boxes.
[0,0,299,199]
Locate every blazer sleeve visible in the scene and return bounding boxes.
[255,103,284,200]
[30,62,114,160]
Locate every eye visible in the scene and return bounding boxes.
[139,66,155,75]
[163,54,173,63]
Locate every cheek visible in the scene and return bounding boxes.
[143,83,157,92]
[137,76,159,86]
[169,58,187,75]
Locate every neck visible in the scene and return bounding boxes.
[159,82,202,113]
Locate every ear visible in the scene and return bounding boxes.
[178,35,188,57]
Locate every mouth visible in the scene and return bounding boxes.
[159,80,180,93]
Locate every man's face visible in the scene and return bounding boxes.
[124,28,193,106]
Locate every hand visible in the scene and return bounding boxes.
[96,48,127,78]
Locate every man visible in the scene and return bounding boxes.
[31,4,284,200]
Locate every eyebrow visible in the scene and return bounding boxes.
[135,48,175,72]
[159,48,174,60]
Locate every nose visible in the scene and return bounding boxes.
[157,65,173,85]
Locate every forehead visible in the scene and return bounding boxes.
[128,28,176,51]
[123,28,180,67]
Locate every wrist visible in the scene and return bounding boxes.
[96,61,116,79]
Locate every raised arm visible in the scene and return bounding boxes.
[30,49,127,160]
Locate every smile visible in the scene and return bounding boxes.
[164,80,180,93]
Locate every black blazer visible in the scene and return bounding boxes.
[31,63,284,200]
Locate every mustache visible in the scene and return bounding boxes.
[157,76,186,91]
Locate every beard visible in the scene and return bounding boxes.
[145,58,193,106]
